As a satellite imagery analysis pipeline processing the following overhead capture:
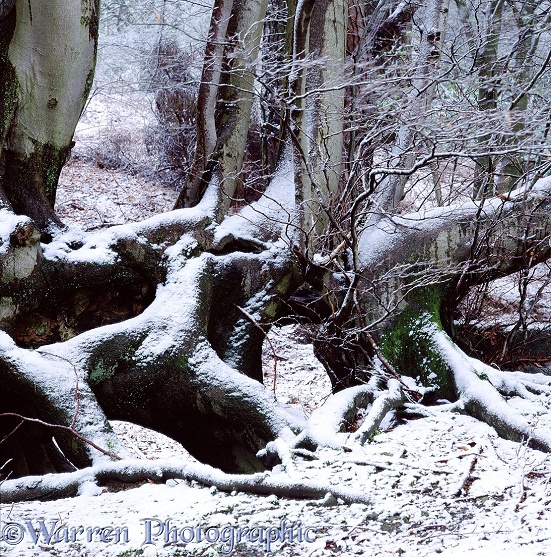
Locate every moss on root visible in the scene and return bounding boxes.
[89,358,118,386]
[379,286,456,400]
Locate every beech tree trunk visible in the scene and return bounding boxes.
[0,0,99,233]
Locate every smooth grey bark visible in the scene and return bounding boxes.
[471,0,504,200]
[174,0,269,217]
[300,0,348,237]
[0,0,99,232]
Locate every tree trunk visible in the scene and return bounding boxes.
[471,0,503,200]
[174,0,269,217]
[314,179,551,396]
[0,0,99,233]
[0,192,306,477]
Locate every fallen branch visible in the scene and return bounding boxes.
[0,458,371,505]
[349,456,453,475]
[448,446,481,497]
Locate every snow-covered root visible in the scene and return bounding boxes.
[0,192,223,348]
[212,142,299,248]
[293,384,377,450]
[349,379,405,446]
[0,211,41,288]
[431,326,551,453]
[0,332,129,472]
[0,458,370,505]
[477,364,551,399]
[288,378,406,452]
[33,246,302,473]
[47,182,219,254]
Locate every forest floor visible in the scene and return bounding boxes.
[1,92,550,557]
[2,327,550,557]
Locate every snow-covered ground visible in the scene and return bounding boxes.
[2,385,550,557]
[1,329,550,557]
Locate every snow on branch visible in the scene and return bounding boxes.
[0,458,371,505]
[358,176,551,272]
[350,379,405,446]
[293,383,377,449]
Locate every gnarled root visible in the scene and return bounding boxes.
[432,326,551,452]
[0,458,370,505]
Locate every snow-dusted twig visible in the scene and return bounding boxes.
[448,445,482,497]
[0,413,121,461]
[0,459,13,487]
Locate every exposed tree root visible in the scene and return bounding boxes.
[350,379,405,446]
[0,458,370,505]
[431,325,551,453]
[481,366,551,399]
[276,378,408,454]
[0,332,129,474]
[293,383,377,450]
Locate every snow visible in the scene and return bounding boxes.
[43,231,119,265]
[3,140,550,557]
[214,144,298,246]
[2,402,550,556]
[262,324,331,415]
[5,153,549,557]
[2,25,550,557]
[2,321,551,556]
[0,212,33,254]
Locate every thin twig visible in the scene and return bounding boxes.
[0,413,121,461]
[1,420,25,445]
